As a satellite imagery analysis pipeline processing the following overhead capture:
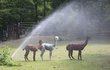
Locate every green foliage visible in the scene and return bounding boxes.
[1,0,110,39]
[0,46,15,66]
[0,0,68,36]
[0,0,36,26]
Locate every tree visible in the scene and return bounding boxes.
[0,0,36,39]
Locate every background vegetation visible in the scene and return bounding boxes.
[0,46,16,66]
[0,0,110,41]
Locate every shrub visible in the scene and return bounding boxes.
[0,46,15,66]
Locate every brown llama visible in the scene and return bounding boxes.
[66,37,90,60]
[23,41,42,61]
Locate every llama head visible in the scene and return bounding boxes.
[38,40,43,45]
[55,36,59,41]
[86,36,90,40]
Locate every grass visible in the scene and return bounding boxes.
[0,42,110,70]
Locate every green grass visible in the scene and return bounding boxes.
[0,43,110,70]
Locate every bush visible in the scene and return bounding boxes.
[0,46,15,66]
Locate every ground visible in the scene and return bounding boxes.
[0,39,110,70]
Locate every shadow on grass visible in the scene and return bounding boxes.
[0,64,22,67]
[19,60,50,62]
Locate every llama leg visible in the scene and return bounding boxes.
[24,52,27,61]
[49,51,52,60]
[78,50,82,60]
[24,50,29,61]
[33,51,36,61]
[40,50,45,61]
[70,50,75,59]
[78,50,80,60]
[79,50,82,60]
[26,51,29,61]
[68,51,71,60]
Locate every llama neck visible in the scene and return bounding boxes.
[54,40,56,47]
[54,39,57,47]
[82,38,89,47]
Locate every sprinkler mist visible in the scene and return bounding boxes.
[11,1,99,60]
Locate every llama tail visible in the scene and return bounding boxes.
[66,47,69,50]
[66,45,70,50]
[22,47,26,51]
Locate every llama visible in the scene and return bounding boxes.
[66,37,90,60]
[39,36,59,60]
[23,43,41,61]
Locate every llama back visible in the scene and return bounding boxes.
[42,43,54,50]
[23,45,38,51]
